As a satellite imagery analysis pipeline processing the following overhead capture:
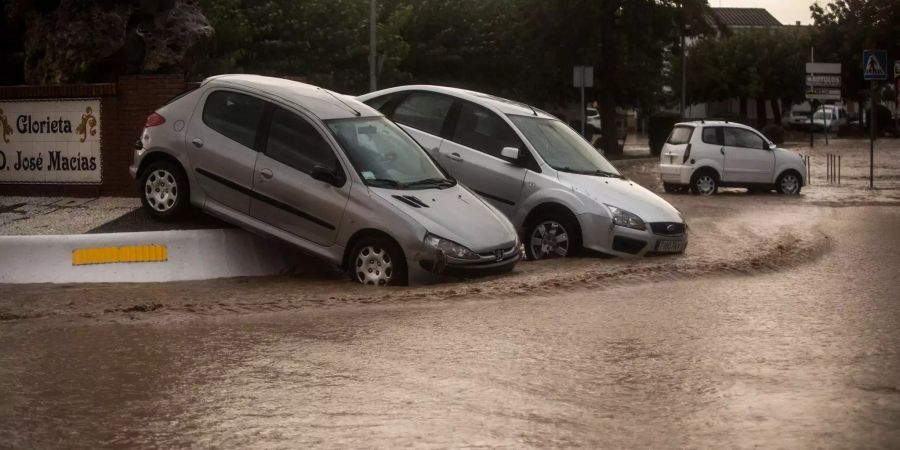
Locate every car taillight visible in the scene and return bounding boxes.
[682,143,692,163]
[145,112,166,128]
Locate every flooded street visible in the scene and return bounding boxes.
[2,139,900,448]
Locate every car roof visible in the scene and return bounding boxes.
[675,120,757,131]
[358,85,557,119]
[202,74,381,120]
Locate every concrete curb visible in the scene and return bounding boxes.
[0,229,303,284]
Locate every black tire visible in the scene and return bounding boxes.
[140,160,190,220]
[690,170,718,196]
[524,211,581,260]
[775,171,802,195]
[663,183,684,194]
[348,235,408,286]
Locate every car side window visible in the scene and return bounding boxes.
[391,93,453,136]
[265,107,340,175]
[451,102,523,159]
[701,127,723,145]
[202,91,267,149]
[724,127,765,150]
[363,94,393,112]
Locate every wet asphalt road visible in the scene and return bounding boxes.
[1,205,899,449]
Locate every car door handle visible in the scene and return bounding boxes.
[444,152,463,161]
[259,168,273,180]
[191,138,204,148]
[720,147,725,155]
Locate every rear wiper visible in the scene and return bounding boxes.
[405,177,456,189]
[365,178,404,188]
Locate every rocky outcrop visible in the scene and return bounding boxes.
[22,0,214,84]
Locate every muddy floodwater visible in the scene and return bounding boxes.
[1,139,899,448]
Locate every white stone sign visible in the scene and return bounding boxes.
[0,99,102,184]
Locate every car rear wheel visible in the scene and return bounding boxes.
[140,160,190,220]
[690,171,718,196]
[776,172,802,195]
[348,236,408,286]
[525,213,580,260]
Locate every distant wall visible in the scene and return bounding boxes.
[0,74,188,197]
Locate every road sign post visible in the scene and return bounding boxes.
[863,50,888,189]
[574,65,593,137]
[805,62,842,149]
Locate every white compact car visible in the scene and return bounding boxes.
[359,85,687,259]
[659,121,807,195]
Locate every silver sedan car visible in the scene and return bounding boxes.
[359,86,687,258]
[129,75,520,285]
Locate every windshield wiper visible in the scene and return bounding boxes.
[404,177,456,189]
[365,178,404,188]
[592,170,623,178]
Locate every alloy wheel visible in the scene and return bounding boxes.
[529,221,570,260]
[355,246,393,286]
[144,169,179,212]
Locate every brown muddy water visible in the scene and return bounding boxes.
[1,138,899,448]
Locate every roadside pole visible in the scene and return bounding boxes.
[573,65,593,138]
[581,77,585,136]
[863,49,888,189]
[870,80,875,189]
[822,104,828,146]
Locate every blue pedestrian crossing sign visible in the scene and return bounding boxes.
[863,49,887,80]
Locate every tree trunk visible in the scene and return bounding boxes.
[756,96,767,128]
[597,1,621,158]
[770,98,782,125]
[739,97,748,119]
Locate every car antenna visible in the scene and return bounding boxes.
[317,87,361,117]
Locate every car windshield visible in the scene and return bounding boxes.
[508,115,620,176]
[813,110,834,119]
[326,116,454,189]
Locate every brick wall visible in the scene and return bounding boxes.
[0,74,188,197]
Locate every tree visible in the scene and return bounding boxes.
[811,0,900,116]
[673,28,808,127]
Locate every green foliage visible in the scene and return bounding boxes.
[673,28,808,108]
[197,0,710,106]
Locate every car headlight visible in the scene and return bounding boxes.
[424,233,479,260]
[605,204,646,230]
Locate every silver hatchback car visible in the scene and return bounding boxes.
[129,75,520,285]
[359,86,687,258]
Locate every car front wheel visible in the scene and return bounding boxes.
[776,172,802,195]
[525,214,580,260]
[348,236,408,286]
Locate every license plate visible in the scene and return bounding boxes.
[656,239,686,253]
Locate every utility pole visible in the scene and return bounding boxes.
[369,0,377,92]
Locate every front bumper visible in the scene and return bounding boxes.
[579,213,688,257]
[417,244,522,279]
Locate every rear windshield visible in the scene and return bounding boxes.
[667,126,694,145]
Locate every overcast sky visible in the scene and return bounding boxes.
[714,0,826,25]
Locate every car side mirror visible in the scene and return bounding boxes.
[310,165,342,186]
[767,142,777,150]
[500,146,520,162]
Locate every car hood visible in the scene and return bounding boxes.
[557,172,684,223]
[369,185,517,252]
